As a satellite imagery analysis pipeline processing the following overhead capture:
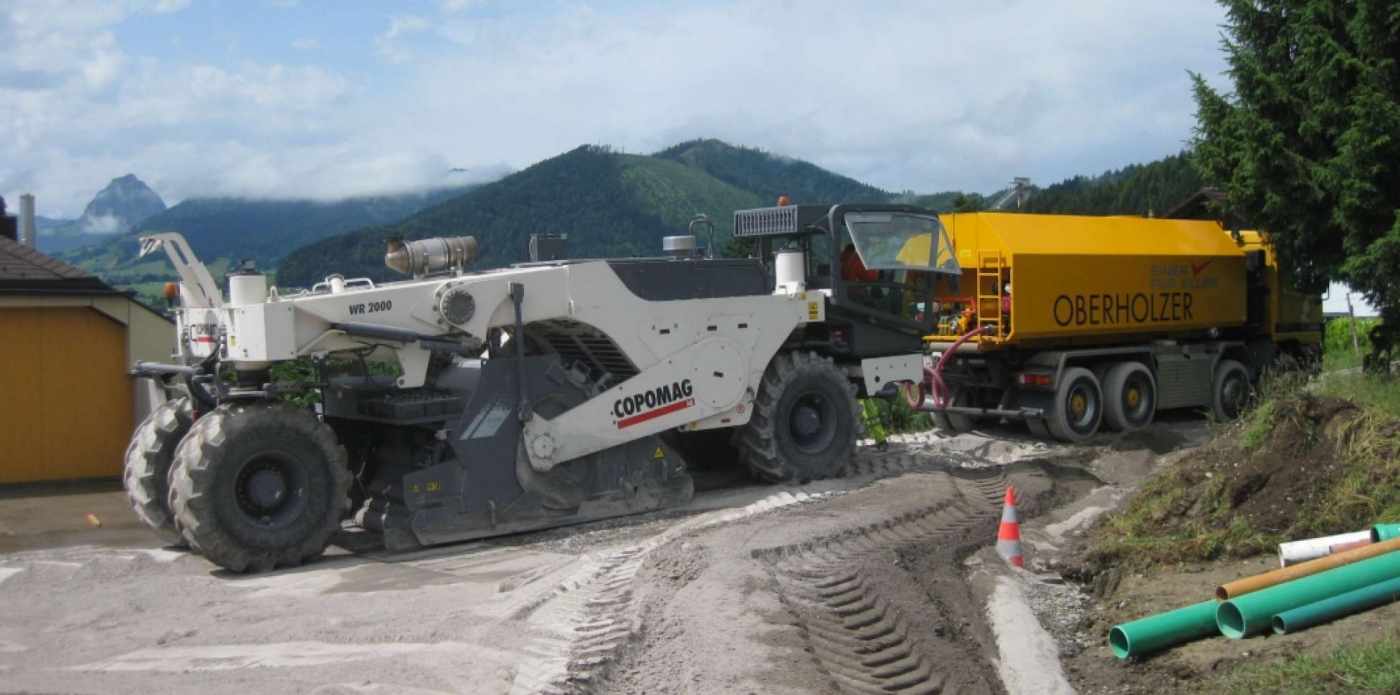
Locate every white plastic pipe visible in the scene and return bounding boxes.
[1278,530,1372,567]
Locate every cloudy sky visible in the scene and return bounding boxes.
[1,0,1232,217]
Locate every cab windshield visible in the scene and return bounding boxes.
[844,212,960,275]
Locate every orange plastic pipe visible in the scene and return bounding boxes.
[1216,536,1400,600]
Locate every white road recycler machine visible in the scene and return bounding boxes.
[125,204,961,572]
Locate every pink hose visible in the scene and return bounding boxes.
[923,325,991,410]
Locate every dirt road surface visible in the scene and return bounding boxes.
[0,421,1205,694]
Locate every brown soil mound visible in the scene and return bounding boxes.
[1226,396,1358,533]
[1087,393,1387,567]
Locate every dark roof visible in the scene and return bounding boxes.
[0,235,115,293]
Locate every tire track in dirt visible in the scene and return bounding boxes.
[754,469,1008,694]
[505,444,985,694]
[507,490,832,694]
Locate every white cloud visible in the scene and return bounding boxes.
[291,37,319,51]
[374,0,1227,195]
[82,213,124,234]
[439,0,483,12]
[375,15,430,63]
[2,0,1232,218]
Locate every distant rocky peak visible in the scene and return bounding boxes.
[80,174,167,235]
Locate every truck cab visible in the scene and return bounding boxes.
[733,204,961,367]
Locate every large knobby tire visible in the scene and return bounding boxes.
[1212,359,1251,421]
[123,397,193,546]
[1048,366,1103,443]
[1103,361,1157,432]
[740,351,858,483]
[170,401,351,573]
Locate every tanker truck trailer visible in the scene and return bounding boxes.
[917,212,1322,442]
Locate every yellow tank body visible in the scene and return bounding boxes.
[929,213,1318,348]
[1236,230,1324,345]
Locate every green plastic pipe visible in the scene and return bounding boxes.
[1217,549,1400,638]
[1109,600,1219,659]
[1374,523,1400,542]
[1272,576,1400,634]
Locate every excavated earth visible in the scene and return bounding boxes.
[0,422,1203,694]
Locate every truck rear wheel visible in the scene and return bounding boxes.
[740,351,858,483]
[1103,362,1156,432]
[1048,367,1103,442]
[1212,359,1250,421]
[170,401,351,573]
[123,396,193,547]
[931,386,975,434]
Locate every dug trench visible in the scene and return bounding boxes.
[573,453,1106,694]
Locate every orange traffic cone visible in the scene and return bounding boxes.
[997,486,1023,567]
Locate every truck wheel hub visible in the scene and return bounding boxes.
[1071,394,1087,417]
[1125,388,1140,408]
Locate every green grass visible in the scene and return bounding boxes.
[1092,371,1400,569]
[1219,633,1400,695]
[1240,397,1277,451]
[1318,372,1400,419]
[1324,349,1365,372]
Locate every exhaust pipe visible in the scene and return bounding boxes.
[385,236,479,277]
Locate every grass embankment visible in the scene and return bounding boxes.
[1219,631,1400,695]
[1322,317,1379,372]
[1090,371,1400,569]
[1082,367,1400,694]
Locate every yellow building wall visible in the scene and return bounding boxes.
[0,307,134,483]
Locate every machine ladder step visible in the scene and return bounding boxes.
[975,251,1006,338]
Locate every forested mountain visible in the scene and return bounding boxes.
[279,142,1206,288]
[277,145,768,286]
[36,175,169,253]
[70,136,1205,301]
[1022,152,1203,217]
[62,186,471,301]
[655,139,889,205]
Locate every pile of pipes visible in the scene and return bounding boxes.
[1110,522,1400,659]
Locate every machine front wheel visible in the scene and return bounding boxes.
[740,351,858,483]
[170,401,351,573]
[123,396,193,546]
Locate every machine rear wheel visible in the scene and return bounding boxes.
[123,396,193,546]
[170,401,351,573]
[1048,367,1103,442]
[1103,362,1156,432]
[740,351,858,483]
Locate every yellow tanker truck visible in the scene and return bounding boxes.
[919,212,1322,442]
